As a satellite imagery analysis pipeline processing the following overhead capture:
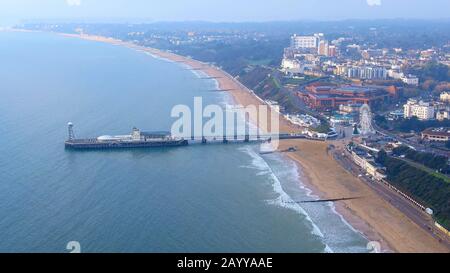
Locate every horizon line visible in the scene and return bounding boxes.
[15,17,450,24]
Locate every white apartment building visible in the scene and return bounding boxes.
[437,110,450,121]
[440,92,450,103]
[388,70,419,86]
[281,58,302,73]
[388,69,404,79]
[291,33,323,49]
[403,99,435,120]
[401,75,419,86]
[347,66,387,80]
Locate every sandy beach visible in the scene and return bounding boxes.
[280,140,449,253]
[58,33,449,253]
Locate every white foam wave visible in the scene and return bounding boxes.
[142,51,176,64]
[272,155,368,249]
[238,146,334,253]
[263,153,369,253]
[328,202,366,237]
[189,68,207,79]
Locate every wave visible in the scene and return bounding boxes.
[142,51,177,64]
[239,145,370,253]
[238,146,333,253]
[190,68,208,79]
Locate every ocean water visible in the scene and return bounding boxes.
[0,31,368,253]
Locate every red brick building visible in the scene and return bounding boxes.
[298,83,393,110]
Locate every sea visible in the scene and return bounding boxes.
[0,31,369,253]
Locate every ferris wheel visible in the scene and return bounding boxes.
[359,104,376,136]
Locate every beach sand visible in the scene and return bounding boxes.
[59,33,449,253]
[279,139,449,253]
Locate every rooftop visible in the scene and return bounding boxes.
[335,86,377,94]
[422,127,450,137]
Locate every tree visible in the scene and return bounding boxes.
[411,61,450,83]
[383,156,450,230]
[421,79,437,91]
[377,150,388,164]
[446,141,450,150]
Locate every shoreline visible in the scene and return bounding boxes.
[280,150,392,251]
[278,140,449,253]
[20,30,449,253]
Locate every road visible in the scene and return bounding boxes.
[332,146,450,249]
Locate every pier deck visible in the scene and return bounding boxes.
[65,134,309,150]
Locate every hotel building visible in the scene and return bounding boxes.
[403,99,435,120]
[290,33,324,49]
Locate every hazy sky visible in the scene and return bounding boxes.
[1,0,449,24]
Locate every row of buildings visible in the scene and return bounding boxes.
[283,33,422,86]
[349,145,387,181]
[402,93,450,121]
[281,34,338,76]
[290,33,337,57]
[333,64,419,84]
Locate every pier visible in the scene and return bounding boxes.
[64,123,307,150]
[186,133,306,145]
